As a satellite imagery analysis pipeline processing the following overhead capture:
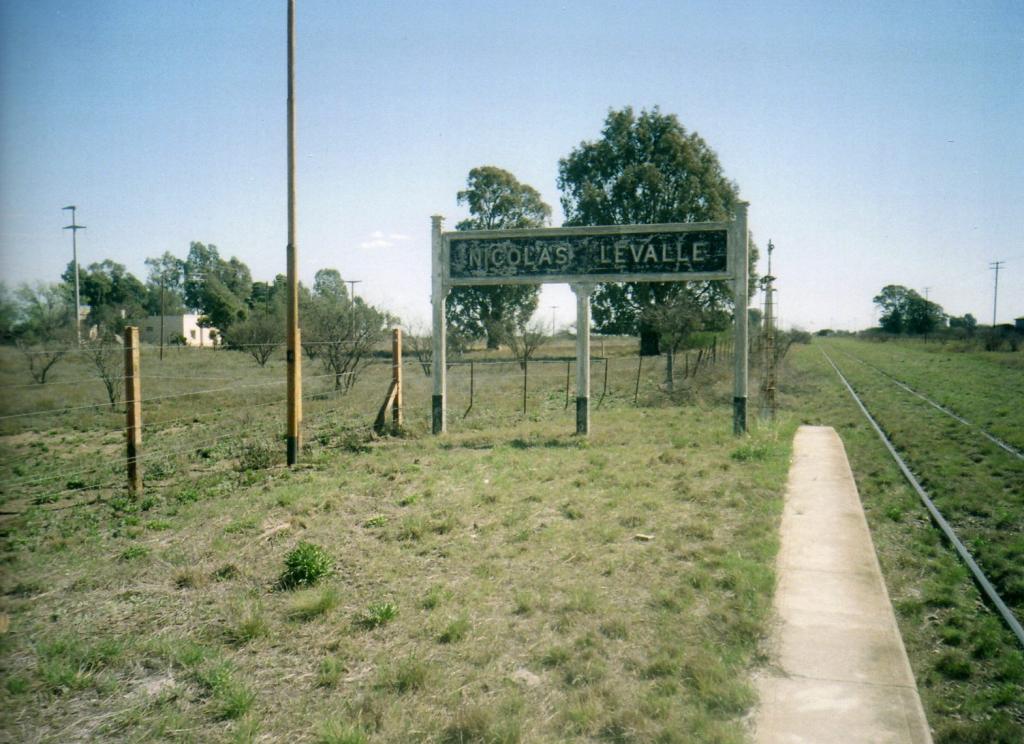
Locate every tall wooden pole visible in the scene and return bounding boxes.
[124,326,142,494]
[286,0,302,464]
[732,202,750,434]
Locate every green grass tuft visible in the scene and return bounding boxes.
[279,541,333,589]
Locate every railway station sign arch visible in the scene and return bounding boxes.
[430,202,750,436]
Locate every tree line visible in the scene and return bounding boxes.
[3,106,761,378]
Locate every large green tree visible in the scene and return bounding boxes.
[182,242,253,331]
[62,259,148,331]
[446,166,551,349]
[558,106,755,354]
[144,251,187,316]
[873,285,944,334]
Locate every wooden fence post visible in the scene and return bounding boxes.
[391,328,403,427]
[564,361,571,410]
[124,326,142,494]
[522,359,528,414]
[633,354,643,404]
[463,361,474,419]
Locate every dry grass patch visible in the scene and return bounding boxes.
[1,360,794,741]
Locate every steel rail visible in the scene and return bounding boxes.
[822,348,1024,649]
[835,346,1023,460]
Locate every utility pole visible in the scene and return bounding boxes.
[989,261,1005,328]
[549,305,558,337]
[923,286,931,301]
[285,0,301,466]
[760,240,777,421]
[346,279,362,338]
[62,206,85,344]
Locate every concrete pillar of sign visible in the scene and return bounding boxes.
[431,215,447,434]
[572,283,594,435]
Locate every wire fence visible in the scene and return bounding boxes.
[0,336,736,513]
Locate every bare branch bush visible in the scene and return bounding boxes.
[507,321,549,370]
[403,323,433,376]
[13,283,74,384]
[17,339,69,384]
[306,301,392,392]
[224,310,284,367]
[84,333,123,410]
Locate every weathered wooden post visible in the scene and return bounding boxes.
[124,326,142,494]
[572,283,594,434]
[522,359,528,414]
[391,328,403,427]
[431,215,447,434]
[634,353,643,404]
[285,0,302,465]
[732,202,750,434]
[564,360,571,410]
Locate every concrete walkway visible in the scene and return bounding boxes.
[754,426,933,744]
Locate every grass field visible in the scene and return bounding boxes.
[825,336,1024,450]
[1,335,1022,742]
[1,337,786,743]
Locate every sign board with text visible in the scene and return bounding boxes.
[430,211,750,436]
[445,223,731,286]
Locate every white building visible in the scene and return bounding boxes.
[141,314,218,347]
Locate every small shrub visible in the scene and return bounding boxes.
[358,601,398,629]
[280,542,333,589]
[237,439,276,472]
[176,487,200,503]
[119,545,149,561]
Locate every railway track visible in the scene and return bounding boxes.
[821,347,1024,649]
[834,346,1023,460]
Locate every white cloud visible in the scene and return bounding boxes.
[359,230,409,250]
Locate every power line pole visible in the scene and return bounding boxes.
[285,0,301,466]
[923,286,931,301]
[62,206,85,344]
[346,279,362,338]
[549,305,558,337]
[989,261,1005,327]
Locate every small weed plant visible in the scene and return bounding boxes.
[358,601,398,629]
[279,542,332,589]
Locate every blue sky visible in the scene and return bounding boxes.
[1,0,1022,330]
